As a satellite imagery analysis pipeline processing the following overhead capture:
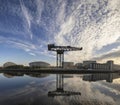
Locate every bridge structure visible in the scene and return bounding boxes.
[48,44,82,97]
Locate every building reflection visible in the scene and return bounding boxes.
[48,74,81,97]
[3,72,49,78]
[3,72,24,78]
[26,73,49,78]
[83,73,120,83]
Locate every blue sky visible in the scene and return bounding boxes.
[0,0,120,66]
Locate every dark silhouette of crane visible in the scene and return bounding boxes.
[48,44,82,68]
[48,44,82,97]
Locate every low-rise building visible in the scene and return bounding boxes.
[75,63,83,69]
[83,61,96,69]
[3,62,24,69]
[3,62,16,68]
[29,61,50,68]
[113,64,120,70]
[63,62,74,69]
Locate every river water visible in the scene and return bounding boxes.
[0,73,120,105]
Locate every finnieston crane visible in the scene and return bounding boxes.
[48,44,82,97]
[48,44,83,68]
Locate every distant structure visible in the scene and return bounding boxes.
[3,62,24,69]
[85,60,113,70]
[63,62,74,69]
[75,63,83,69]
[48,44,82,68]
[3,62,16,68]
[75,61,96,69]
[113,63,120,70]
[75,60,120,71]
[29,61,50,68]
[83,61,96,68]
[83,61,96,66]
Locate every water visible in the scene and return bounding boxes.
[0,73,120,105]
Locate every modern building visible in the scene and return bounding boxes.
[83,61,96,65]
[3,62,24,69]
[87,60,113,70]
[75,60,116,71]
[63,62,74,69]
[75,63,83,69]
[83,61,96,69]
[29,61,50,68]
[113,64,120,70]
[3,62,17,68]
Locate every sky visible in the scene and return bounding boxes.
[0,0,120,66]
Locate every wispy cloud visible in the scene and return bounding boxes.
[29,52,36,56]
[93,46,120,63]
[20,0,33,39]
[0,0,120,64]
[52,0,120,63]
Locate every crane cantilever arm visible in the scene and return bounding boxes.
[72,47,82,50]
[48,44,83,51]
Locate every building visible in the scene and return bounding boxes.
[63,62,74,69]
[113,64,120,70]
[75,63,83,69]
[3,62,17,68]
[3,62,24,69]
[75,60,115,71]
[88,60,113,70]
[83,61,96,69]
[83,61,96,65]
[29,61,50,68]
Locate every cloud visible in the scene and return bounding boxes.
[55,77,116,105]
[29,53,36,56]
[52,0,120,63]
[20,0,33,39]
[0,0,120,64]
[93,48,120,60]
[35,0,44,24]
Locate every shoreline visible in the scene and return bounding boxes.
[0,69,120,74]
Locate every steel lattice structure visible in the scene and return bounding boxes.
[48,44,82,97]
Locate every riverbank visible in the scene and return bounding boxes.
[0,68,120,74]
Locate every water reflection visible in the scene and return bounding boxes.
[3,72,49,78]
[3,72,24,78]
[48,74,81,97]
[83,73,120,83]
[0,72,120,105]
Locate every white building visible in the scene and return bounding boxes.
[63,62,74,69]
[29,61,50,68]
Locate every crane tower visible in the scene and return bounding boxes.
[48,44,82,68]
[48,44,82,97]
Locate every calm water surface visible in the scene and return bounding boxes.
[0,73,120,105]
